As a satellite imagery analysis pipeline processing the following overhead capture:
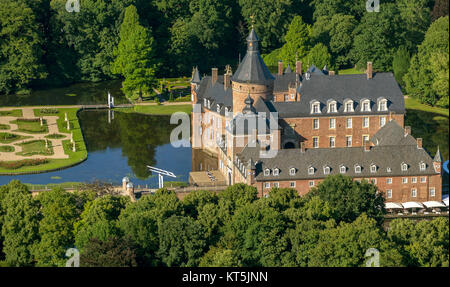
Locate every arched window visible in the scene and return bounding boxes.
[323,166,331,175]
[378,98,388,111]
[401,163,408,171]
[419,162,426,171]
[361,99,371,112]
[370,164,377,173]
[344,99,354,112]
[308,166,315,175]
[340,165,346,174]
[355,165,362,173]
[289,168,296,176]
[327,100,337,113]
[273,168,279,176]
[310,101,321,114]
[264,169,270,176]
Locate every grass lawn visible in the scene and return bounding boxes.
[116,104,192,115]
[25,182,83,191]
[0,132,31,144]
[0,145,14,152]
[0,108,87,174]
[11,119,49,134]
[338,67,365,75]
[0,109,23,117]
[405,97,449,161]
[45,133,66,139]
[16,140,53,157]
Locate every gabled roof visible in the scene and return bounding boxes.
[371,120,416,147]
[191,66,201,84]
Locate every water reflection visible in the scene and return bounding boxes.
[0,110,192,187]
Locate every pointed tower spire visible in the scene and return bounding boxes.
[191,66,201,84]
[242,93,256,115]
[434,146,442,162]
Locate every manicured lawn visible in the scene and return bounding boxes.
[16,140,53,157]
[338,67,365,75]
[116,104,192,115]
[0,108,87,174]
[405,97,449,161]
[0,109,23,117]
[11,119,48,134]
[0,132,31,144]
[0,145,14,152]
[45,133,66,139]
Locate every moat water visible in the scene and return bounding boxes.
[0,110,192,187]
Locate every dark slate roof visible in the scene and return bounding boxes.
[191,66,201,84]
[236,142,437,181]
[306,65,326,76]
[272,72,405,118]
[196,75,233,116]
[284,65,292,73]
[371,120,417,147]
[232,29,274,85]
[273,72,297,93]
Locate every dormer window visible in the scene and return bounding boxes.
[289,168,296,176]
[273,168,279,176]
[340,165,346,174]
[204,98,207,106]
[323,166,331,175]
[361,99,371,112]
[401,163,408,171]
[419,162,426,171]
[387,167,392,173]
[225,107,229,115]
[217,104,220,113]
[311,101,321,114]
[327,100,337,113]
[308,167,315,175]
[355,165,362,173]
[378,98,388,111]
[344,99,354,112]
[208,100,211,109]
[264,169,270,176]
[370,164,377,173]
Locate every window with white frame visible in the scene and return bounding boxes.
[217,105,220,113]
[289,168,296,176]
[340,165,346,174]
[362,100,371,112]
[402,177,408,184]
[323,166,331,175]
[387,189,392,198]
[309,181,314,187]
[401,163,408,171]
[363,117,369,128]
[363,135,369,143]
[328,101,337,113]
[387,178,392,184]
[344,100,354,112]
[290,181,296,188]
[308,167,315,175]
[311,101,321,114]
[387,167,392,173]
[378,99,388,111]
[264,169,270,176]
[411,188,417,197]
[329,118,336,129]
[313,119,319,129]
[355,165,361,173]
[264,182,270,189]
[313,137,319,148]
[273,182,279,188]
[273,168,279,176]
[346,118,352,128]
[429,187,435,197]
[380,116,386,127]
[411,177,417,183]
[329,137,335,148]
[420,177,426,183]
[346,136,352,147]
[419,162,426,171]
[370,164,377,173]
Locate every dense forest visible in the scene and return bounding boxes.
[0,176,448,267]
[0,0,448,105]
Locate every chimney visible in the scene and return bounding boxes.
[328,71,335,76]
[367,62,373,79]
[278,61,283,75]
[364,141,371,152]
[224,73,230,90]
[417,138,423,149]
[296,61,302,76]
[212,68,218,85]
[300,142,305,153]
[404,126,411,136]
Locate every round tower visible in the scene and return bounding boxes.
[232,29,274,115]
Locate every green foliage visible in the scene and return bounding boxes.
[279,16,311,68]
[80,236,138,267]
[308,175,386,224]
[404,16,449,107]
[304,43,331,69]
[157,215,206,267]
[199,246,241,267]
[112,5,159,101]
[397,0,431,52]
[393,47,411,87]
[0,181,39,266]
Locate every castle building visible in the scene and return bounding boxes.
[190,29,442,203]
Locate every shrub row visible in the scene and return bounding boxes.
[0,158,49,169]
